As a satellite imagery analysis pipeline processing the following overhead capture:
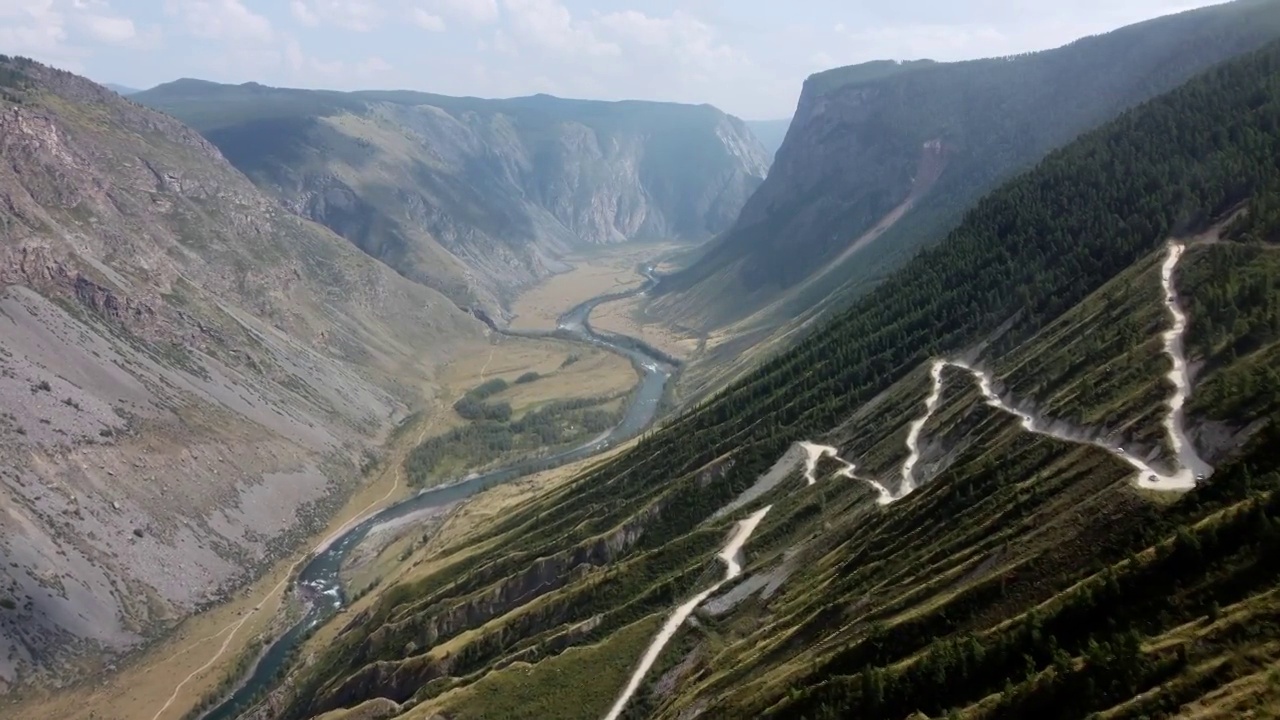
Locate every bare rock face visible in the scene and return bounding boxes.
[0,57,480,692]
[132,83,771,318]
[655,1,1280,334]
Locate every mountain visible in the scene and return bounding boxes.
[649,0,1280,390]
[744,118,791,165]
[0,56,479,690]
[102,83,139,96]
[131,82,770,317]
[257,36,1280,720]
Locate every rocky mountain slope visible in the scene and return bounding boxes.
[652,0,1280,347]
[744,119,791,166]
[252,36,1280,720]
[0,57,480,693]
[131,82,770,318]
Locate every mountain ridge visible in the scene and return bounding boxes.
[647,0,1280,398]
[0,55,480,692]
[132,80,770,319]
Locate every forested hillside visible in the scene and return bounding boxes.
[261,34,1280,720]
[651,0,1280,361]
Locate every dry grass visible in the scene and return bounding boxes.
[590,292,701,361]
[313,697,402,720]
[508,242,677,332]
[439,336,638,414]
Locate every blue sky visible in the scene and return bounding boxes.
[1,0,1218,119]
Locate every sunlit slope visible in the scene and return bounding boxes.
[266,39,1280,720]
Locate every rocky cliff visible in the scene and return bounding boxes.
[132,83,770,317]
[744,118,791,166]
[0,57,479,692]
[652,0,1280,337]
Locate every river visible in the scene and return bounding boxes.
[200,270,674,720]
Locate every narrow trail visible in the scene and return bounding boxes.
[607,437,891,717]
[778,243,1211,507]
[478,335,501,382]
[899,360,945,495]
[606,242,1212,717]
[799,441,893,504]
[1159,243,1213,483]
[149,573,295,720]
[603,506,772,720]
[889,242,1209,497]
[148,404,441,720]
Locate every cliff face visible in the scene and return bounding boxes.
[133,83,770,317]
[653,0,1280,335]
[744,118,791,166]
[0,58,479,691]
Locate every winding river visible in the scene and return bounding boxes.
[200,269,674,720]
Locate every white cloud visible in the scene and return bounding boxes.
[290,0,383,32]
[833,22,1012,60]
[0,0,86,70]
[165,0,273,42]
[501,0,618,57]
[280,36,395,85]
[78,13,135,43]
[410,8,446,32]
[594,10,742,70]
[0,1,158,71]
[290,0,319,27]
[356,56,392,75]
[431,0,498,25]
[0,1,67,55]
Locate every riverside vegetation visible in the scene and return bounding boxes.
[259,37,1280,720]
[404,374,633,486]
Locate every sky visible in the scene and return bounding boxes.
[0,0,1222,119]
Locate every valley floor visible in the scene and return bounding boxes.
[509,241,705,364]
[508,242,678,334]
[5,316,645,720]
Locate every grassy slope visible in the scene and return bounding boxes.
[280,233,1280,720]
